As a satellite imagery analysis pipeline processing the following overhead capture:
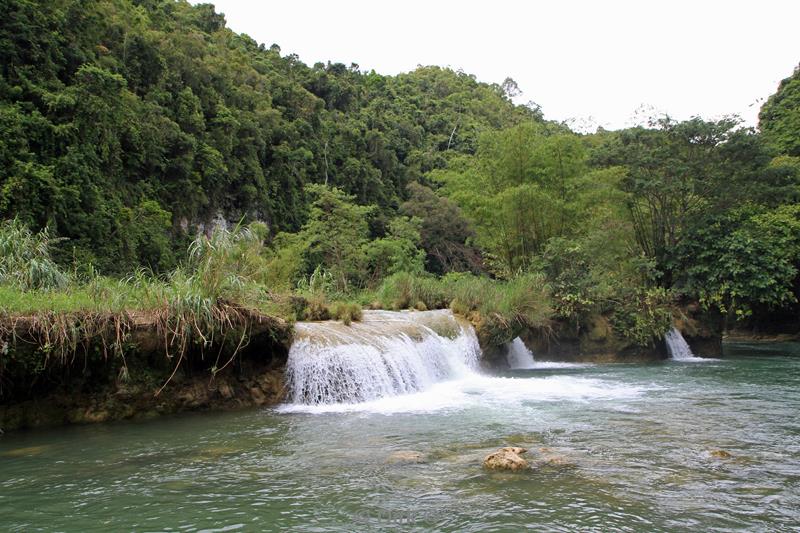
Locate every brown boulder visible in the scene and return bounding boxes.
[710,449,733,459]
[483,447,529,471]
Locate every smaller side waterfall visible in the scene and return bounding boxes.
[665,327,695,360]
[506,337,536,369]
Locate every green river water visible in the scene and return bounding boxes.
[1,342,799,532]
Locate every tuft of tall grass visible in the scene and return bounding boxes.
[291,266,365,324]
[375,271,553,345]
[0,219,69,291]
[186,222,270,301]
[329,301,363,325]
[374,272,448,310]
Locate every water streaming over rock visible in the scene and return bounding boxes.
[665,327,695,360]
[505,337,536,369]
[285,310,481,405]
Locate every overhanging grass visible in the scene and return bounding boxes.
[0,224,297,399]
[374,272,553,345]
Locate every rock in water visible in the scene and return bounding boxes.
[386,450,426,464]
[483,447,529,471]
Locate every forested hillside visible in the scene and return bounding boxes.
[1,0,799,340]
[0,0,537,273]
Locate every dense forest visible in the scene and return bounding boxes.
[1,0,799,346]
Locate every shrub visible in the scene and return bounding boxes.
[609,287,673,346]
[263,232,307,290]
[303,294,330,321]
[362,217,426,286]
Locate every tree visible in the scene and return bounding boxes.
[591,116,769,286]
[363,216,425,284]
[400,182,482,274]
[434,122,585,275]
[759,64,800,156]
[0,0,540,273]
[677,204,800,320]
[301,184,373,291]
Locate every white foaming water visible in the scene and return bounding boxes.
[285,310,480,405]
[665,327,696,360]
[281,311,635,414]
[278,374,645,414]
[664,328,721,363]
[505,336,588,370]
[506,337,536,369]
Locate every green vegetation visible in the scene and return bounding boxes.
[0,219,68,291]
[678,204,800,320]
[0,0,535,275]
[760,66,800,157]
[1,0,799,359]
[375,272,552,345]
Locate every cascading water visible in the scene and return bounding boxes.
[665,327,695,360]
[506,337,536,369]
[285,310,481,405]
[503,336,588,370]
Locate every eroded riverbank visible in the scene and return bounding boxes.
[0,308,291,431]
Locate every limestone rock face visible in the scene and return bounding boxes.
[483,447,529,471]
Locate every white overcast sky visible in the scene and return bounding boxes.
[201,0,799,131]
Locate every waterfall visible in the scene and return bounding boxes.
[285,310,481,405]
[665,327,695,360]
[506,337,536,369]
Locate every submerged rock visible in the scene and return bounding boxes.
[538,454,574,467]
[533,447,577,468]
[483,447,529,471]
[1,445,50,458]
[710,449,733,459]
[386,450,426,464]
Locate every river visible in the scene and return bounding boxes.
[1,342,799,531]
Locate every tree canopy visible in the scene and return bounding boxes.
[0,0,538,273]
[1,0,799,336]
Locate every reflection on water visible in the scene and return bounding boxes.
[0,343,798,531]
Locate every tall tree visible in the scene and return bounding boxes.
[400,183,482,274]
[435,122,585,275]
[591,117,769,285]
[301,184,373,291]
